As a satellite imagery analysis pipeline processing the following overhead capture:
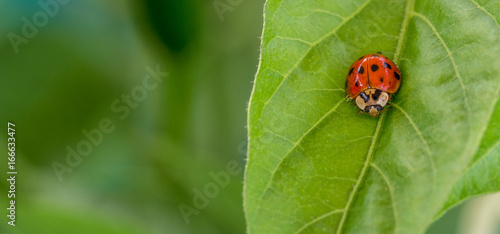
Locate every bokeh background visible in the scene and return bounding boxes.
[0,1,498,233]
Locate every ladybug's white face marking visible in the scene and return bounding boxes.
[355,94,368,110]
[354,88,390,117]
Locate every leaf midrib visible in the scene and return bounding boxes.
[335,112,387,233]
[334,0,415,232]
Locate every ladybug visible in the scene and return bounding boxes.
[345,52,401,117]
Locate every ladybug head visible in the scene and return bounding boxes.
[354,89,390,117]
[365,105,383,117]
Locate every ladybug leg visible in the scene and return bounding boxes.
[383,104,391,112]
[357,109,364,115]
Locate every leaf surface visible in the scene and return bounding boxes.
[439,95,500,218]
[244,0,500,233]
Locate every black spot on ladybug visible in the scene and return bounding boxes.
[383,62,392,69]
[384,57,389,60]
[371,64,379,72]
[358,66,364,74]
[379,77,384,83]
[377,51,382,54]
[360,92,369,102]
[372,89,382,101]
[372,54,379,57]
[349,68,354,75]
[355,81,359,87]
[358,56,364,60]
[394,72,401,80]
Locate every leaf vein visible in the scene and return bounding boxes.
[413,12,471,113]
[391,103,436,176]
[294,209,344,234]
[347,135,373,143]
[393,0,415,63]
[281,111,310,123]
[468,0,500,28]
[301,88,345,92]
[261,0,373,111]
[267,67,286,77]
[461,82,500,175]
[311,9,345,20]
[253,98,345,213]
[463,137,500,175]
[312,175,358,182]
[336,111,387,234]
[274,36,313,45]
[265,129,297,146]
[371,163,399,234]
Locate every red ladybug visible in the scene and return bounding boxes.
[345,52,401,117]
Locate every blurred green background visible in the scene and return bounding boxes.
[0,0,498,233]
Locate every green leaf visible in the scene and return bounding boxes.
[244,0,500,233]
[438,96,500,218]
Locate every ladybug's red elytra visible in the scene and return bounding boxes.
[345,52,401,117]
